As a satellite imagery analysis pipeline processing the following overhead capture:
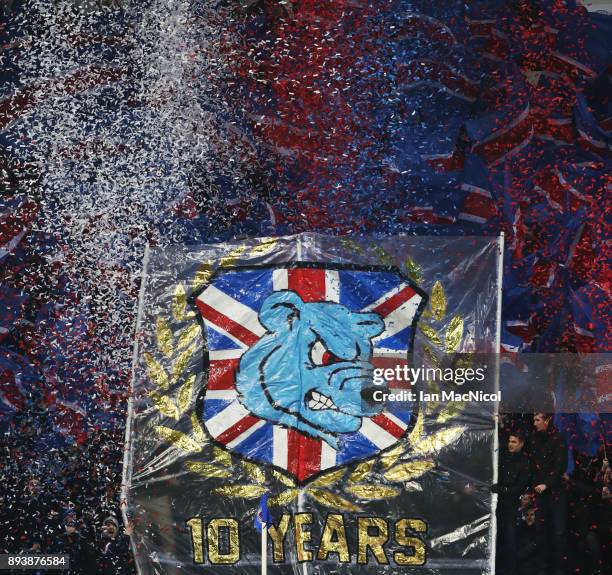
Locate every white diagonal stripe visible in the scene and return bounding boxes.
[0,228,26,260]
[362,283,407,312]
[373,294,422,342]
[226,419,266,449]
[460,183,492,197]
[359,417,398,449]
[198,285,265,337]
[204,323,248,350]
[459,212,488,224]
[205,400,251,438]
[383,410,408,430]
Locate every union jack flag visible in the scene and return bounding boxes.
[193,263,427,483]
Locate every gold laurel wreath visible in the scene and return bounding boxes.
[144,240,466,512]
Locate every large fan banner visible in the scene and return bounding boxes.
[123,233,501,574]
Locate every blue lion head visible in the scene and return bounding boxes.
[235,290,386,448]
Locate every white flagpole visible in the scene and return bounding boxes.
[490,232,504,575]
[298,491,308,575]
[261,521,267,575]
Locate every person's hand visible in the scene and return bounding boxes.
[125,521,134,537]
[534,484,547,494]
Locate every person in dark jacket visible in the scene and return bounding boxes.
[530,412,568,575]
[517,506,538,575]
[568,448,609,575]
[14,477,61,553]
[98,516,132,575]
[51,510,97,575]
[493,431,531,575]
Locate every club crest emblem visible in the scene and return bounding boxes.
[193,263,427,483]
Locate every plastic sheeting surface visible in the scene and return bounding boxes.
[124,233,502,574]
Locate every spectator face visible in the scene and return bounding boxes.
[508,435,524,453]
[65,515,77,534]
[525,508,536,527]
[103,521,118,538]
[533,413,550,432]
[27,478,40,496]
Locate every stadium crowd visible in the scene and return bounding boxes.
[0,0,609,573]
[1,402,610,574]
[496,412,611,575]
[0,394,135,574]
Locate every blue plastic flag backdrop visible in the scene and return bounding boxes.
[123,233,502,574]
